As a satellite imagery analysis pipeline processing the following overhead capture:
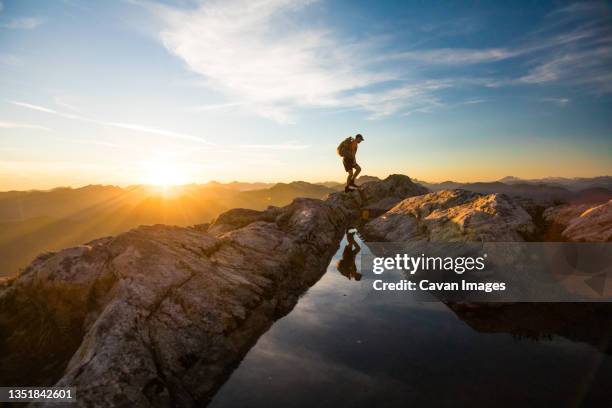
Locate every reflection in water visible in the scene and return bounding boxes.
[447,302,612,355]
[336,229,362,281]
[210,234,612,407]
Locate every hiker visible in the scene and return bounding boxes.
[337,133,364,193]
[337,229,362,281]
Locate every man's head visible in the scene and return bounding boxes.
[355,133,364,143]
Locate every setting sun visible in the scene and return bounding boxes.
[143,159,190,187]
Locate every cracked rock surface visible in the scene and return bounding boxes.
[0,175,426,407]
[544,200,612,242]
[363,189,535,242]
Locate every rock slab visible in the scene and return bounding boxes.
[363,189,535,242]
[0,175,427,407]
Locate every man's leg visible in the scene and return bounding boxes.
[345,168,354,192]
[351,164,361,186]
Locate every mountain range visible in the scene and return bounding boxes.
[1,175,609,276]
[416,176,612,205]
[0,181,336,276]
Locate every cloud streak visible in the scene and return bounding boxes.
[541,97,570,106]
[8,100,306,152]
[146,0,612,122]
[385,48,518,65]
[238,143,309,150]
[150,0,404,122]
[0,17,45,29]
[9,101,215,145]
[0,121,51,131]
[0,0,45,29]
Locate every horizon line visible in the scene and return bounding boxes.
[2,174,611,193]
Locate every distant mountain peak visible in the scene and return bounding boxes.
[499,176,522,183]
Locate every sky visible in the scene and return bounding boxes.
[0,0,611,190]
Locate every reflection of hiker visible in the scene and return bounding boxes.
[337,229,362,281]
[337,134,364,193]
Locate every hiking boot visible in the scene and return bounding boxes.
[344,185,352,193]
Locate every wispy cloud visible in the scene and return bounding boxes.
[460,98,486,105]
[548,2,611,18]
[352,81,450,119]
[0,17,45,29]
[541,97,570,107]
[9,101,215,145]
[145,1,612,123]
[386,48,518,65]
[518,47,612,93]
[238,143,309,150]
[11,101,81,120]
[407,4,612,95]
[11,101,61,115]
[105,121,213,145]
[53,137,141,151]
[0,0,45,29]
[512,4,612,93]
[0,121,51,131]
[148,0,402,122]
[8,100,309,154]
[54,96,82,112]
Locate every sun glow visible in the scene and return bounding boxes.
[143,159,191,188]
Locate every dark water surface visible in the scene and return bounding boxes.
[210,234,612,407]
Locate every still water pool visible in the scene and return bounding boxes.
[210,233,612,407]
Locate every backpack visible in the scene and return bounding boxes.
[337,137,353,157]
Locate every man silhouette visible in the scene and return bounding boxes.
[337,229,362,281]
[342,134,364,193]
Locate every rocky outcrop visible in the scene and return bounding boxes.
[543,200,612,242]
[561,200,612,242]
[341,175,429,221]
[206,207,281,235]
[1,204,346,406]
[363,189,534,242]
[543,203,592,229]
[356,174,429,207]
[0,175,427,406]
